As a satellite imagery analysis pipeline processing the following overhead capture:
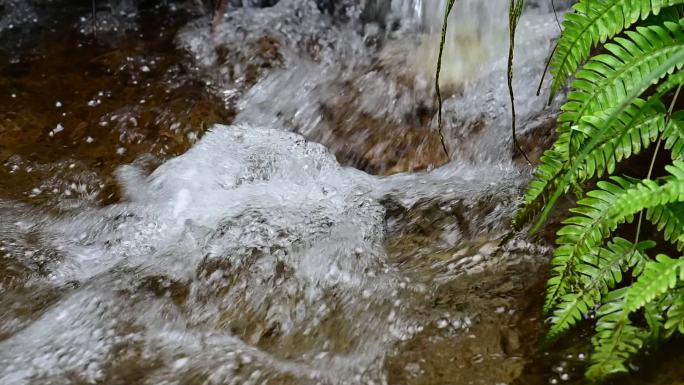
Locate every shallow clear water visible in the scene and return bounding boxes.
[1,1,683,385]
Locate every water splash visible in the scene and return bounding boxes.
[0,1,585,384]
[388,0,509,87]
[0,123,532,384]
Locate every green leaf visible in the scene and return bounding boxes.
[646,202,684,250]
[544,163,684,312]
[663,111,684,160]
[665,293,684,335]
[573,100,668,181]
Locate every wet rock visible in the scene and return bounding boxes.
[317,80,448,174]
[379,162,525,257]
[515,115,559,165]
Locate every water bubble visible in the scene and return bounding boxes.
[49,123,65,137]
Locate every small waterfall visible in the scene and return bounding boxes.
[387,0,508,87]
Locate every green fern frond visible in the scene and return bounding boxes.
[545,162,684,312]
[665,293,684,335]
[544,177,638,313]
[586,288,644,380]
[646,202,684,250]
[605,162,684,220]
[532,63,684,232]
[547,238,652,338]
[519,71,684,231]
[549,0,684,99]
[515,98,668,229]
[644,298,666,341]
[573,100,668,180]
[625,254,684,312]
[558,19,684,147]
[663,111,684,159]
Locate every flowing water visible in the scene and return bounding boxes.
[1,1,682,385]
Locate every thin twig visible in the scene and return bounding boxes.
[508,0,531,164]
[92,0,97,38]
[536,0,562,97]
[536,43,557,96]
[634,85,682,244]
[435,0,456,159]
[551,0,561,30]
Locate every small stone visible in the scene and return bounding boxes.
[478,243,497,255]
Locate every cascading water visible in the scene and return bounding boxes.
[387,0,509,86]
[5,1,666,385]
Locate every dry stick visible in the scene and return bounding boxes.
[435,0,456,159]
[634,85,682,245]
[508,0,531,164]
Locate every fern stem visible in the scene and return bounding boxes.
[635,85,683,244]
[508,0,531,164]
[435,0,455,159]
[536,0,562,96]
[92,0,97,38]
[550,0,562,31]
[536,43,558,97]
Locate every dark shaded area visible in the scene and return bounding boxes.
[0,0,233,208]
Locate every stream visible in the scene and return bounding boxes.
[0,1,682,385]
